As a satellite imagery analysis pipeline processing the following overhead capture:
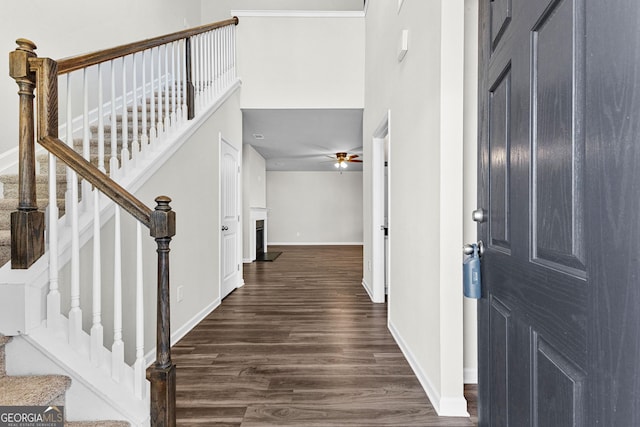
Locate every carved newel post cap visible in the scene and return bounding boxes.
[150,196,176,239]
[15,38,37,53]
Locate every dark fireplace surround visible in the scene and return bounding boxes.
[256,220,265,258]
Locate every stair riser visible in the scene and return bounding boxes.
[0,339,7,376]
[0,245,9,267]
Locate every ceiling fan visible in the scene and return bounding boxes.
[329,152,363,169]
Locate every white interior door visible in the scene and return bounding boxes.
[220,136,240,300]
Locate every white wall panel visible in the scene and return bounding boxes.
[266,171,363,244]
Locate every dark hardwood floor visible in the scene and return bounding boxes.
[173,245,477,426]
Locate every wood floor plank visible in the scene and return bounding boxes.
[173,245,477,426]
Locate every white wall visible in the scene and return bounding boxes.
[463,0,479,384]
[230,0,364,11]
[266,171,363,244]
[242,144,267,259]
[0,0,203,155]
[235,14,365,109]
[363,0,469,416]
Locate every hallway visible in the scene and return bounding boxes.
[173,245,476,426]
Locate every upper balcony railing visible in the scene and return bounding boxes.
[9,17,238,426]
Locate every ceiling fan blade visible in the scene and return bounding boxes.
[348,159,363,163]
[347,154,360,160]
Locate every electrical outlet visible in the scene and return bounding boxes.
[177,286,184,303]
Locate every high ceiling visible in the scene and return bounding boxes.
[242,109,364,171]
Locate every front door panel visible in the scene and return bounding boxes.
[479,0,640,425]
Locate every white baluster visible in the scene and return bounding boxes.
[46,153,60,331]
[157,45,164,137]
[175,41,182,123]
[110,61,119,179]
[149,48,157,146]
[221,27,228,89]
[141,50,149,153]
[132,53,140,166]
[215,29,221,95]
[112,206,124,382]
[227,25,232,86]
[164,44,170,133]
[232,24,237,80]
[98,64,106,173]
[171,42,177,128]
[182,39,188,122]
[192,36,199,113]
[91,188,103,366]
[205,31,212,103]
[67,74,82,350]
[121,58,130,172]
[200,33,206,107]
[82,68,92,211]
[134,221,146,399]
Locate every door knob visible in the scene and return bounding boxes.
[221,225,228,231]
[464,240,484,257]
[472,208,486,223]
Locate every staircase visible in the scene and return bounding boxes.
[0,101,161,267]
[0,334,129,426]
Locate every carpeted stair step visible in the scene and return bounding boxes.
[1,174,80,200]
[0,230,11,266]
[0,375,71,406]
[38,153,116,175]
[0,334,11,376]
[0,198,66,229]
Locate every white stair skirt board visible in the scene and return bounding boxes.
[388,320,469,417]
[6,334,146,425]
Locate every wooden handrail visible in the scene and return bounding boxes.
[38,135,152,226]
[29,51,153,227]
[57,17,239,74]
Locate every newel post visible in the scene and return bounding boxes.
[185,37,195,120]
[147,196,176,427]
[9,39,45,269]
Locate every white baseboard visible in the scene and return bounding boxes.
[145,297,220,366]
[388,320,470,417]
[464,368,478,384]
[268,242,363,246]
[361,278,374,302]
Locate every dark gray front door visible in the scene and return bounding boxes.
[478,0,640,425]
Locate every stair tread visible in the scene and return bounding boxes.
[65,421,130,427]
[0,375,71,406]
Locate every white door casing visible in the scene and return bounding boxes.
[370,110,390,304]
[220,134,241,300]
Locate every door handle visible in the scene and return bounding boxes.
[472,208,486,223]
[463,240,484,257]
